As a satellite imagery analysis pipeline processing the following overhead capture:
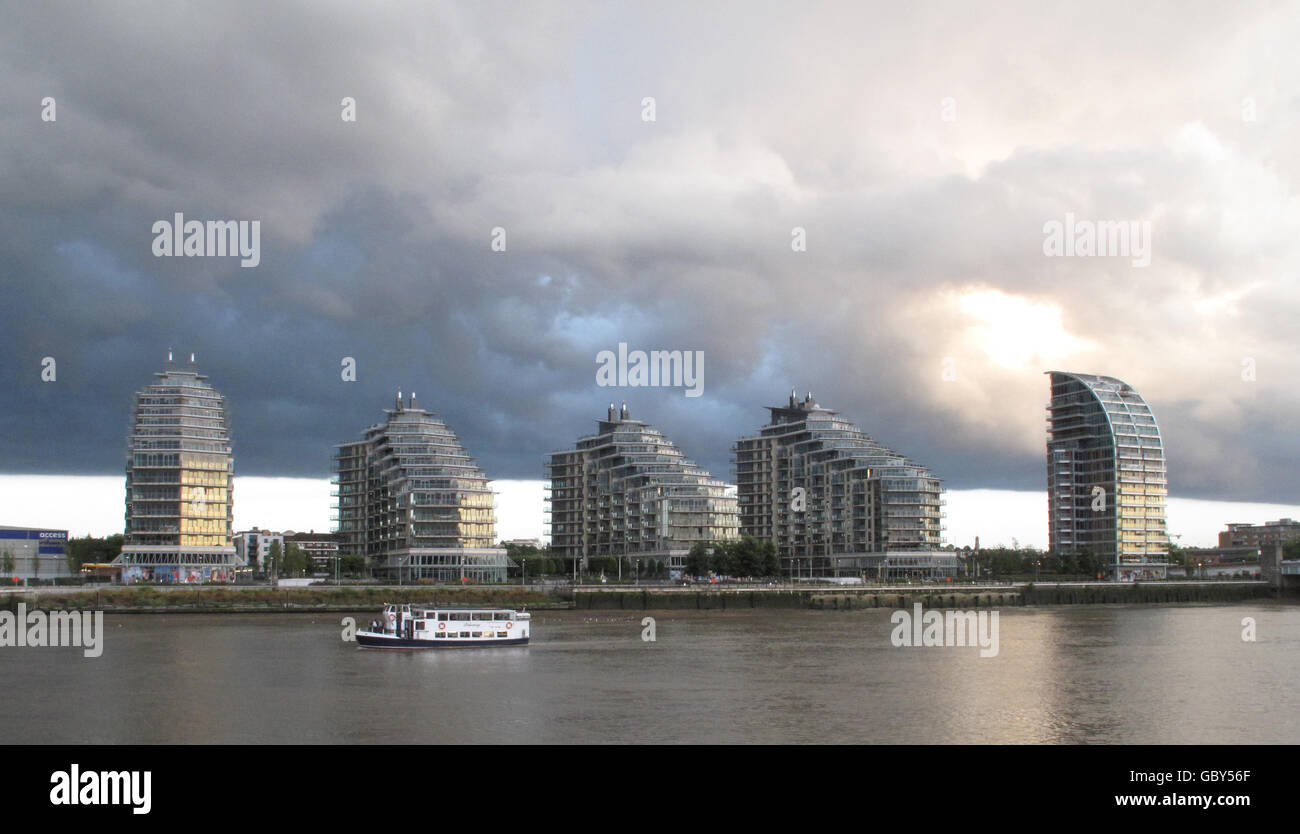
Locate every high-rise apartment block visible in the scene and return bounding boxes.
[1045,372,1169,579]
[333,393,508,582]
[114,353,238,582]
[546,403,738,573]
[733,391,950,579]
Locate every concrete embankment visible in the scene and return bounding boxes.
[0,585,572,613]
[575,581,1273,611]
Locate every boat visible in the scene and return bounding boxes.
[356,604,531,649]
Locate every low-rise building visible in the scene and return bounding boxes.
[233,529,283,569]
[284,530,345,573]
[0,526,72,581]
[1218,519,1300,550]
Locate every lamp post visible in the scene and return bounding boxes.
[522,558,526,588]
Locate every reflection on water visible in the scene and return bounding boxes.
[2,604,1297,743]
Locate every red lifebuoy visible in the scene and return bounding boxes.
[506,621,513,629]
[438,622,446,630]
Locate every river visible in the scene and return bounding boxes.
[3,603,1297,743]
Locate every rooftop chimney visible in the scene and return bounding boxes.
[620,402,629,420]
[608,402,616,421]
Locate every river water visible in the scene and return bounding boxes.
[3,603,1297,744]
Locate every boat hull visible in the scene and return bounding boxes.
[356,631,529,650]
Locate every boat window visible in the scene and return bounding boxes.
[460,631,471,638]
[416,622,425,630]
[494,612,510,621]
[449,612,470,621]
[497,631,507,638]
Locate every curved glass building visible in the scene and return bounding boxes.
[1045,372,1169,580]
[115,353,238,582]
[333,393,508,582]
[546,403,738,573]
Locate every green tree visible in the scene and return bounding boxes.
[709,542,738,577]
[733,536,762,577]
[761,541,779,577]
[1,549,14,577]
[1283,539,1300,560]
[66,534,124,573]
[339,553,366,578]
[1075,548,1097,577]
[282,542,307,576]
[685,542,710,577]
[267,540,282,577]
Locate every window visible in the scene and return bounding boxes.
[460,631,470,638]
[497,631,507,638]
[494,612,510,621]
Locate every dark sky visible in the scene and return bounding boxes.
[2,2,1298,503]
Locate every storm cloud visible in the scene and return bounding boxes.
[2,1,1298,504]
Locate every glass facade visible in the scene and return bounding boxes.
[733,391,945,578]
[115,355,239,582]
[546,404,739,571]
[1045,372,1169,579]
[332,394,508,581]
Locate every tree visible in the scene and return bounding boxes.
[282,542,307,576]
[66,534,124,573]
[709,542,738,577]
[733,536,762,577]
[685,542,710,577]
[1,549,14,577]
[1077,548,1100,578]
[761,541,779,577]
[267,540,282,577]
[339,554,366,578]
[1283,539,1300,561]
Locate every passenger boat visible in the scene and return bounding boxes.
[356,604,530,649]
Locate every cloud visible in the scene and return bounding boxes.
[2,0,1298,507]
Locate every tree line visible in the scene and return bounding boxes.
[685,536,780,578]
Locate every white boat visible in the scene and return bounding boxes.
[356,604,530,649]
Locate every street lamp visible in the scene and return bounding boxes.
[522,558,526,588]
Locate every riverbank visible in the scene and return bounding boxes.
[0,580,1280,613]
[0,585,570,613]
[575,580,1276,610]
